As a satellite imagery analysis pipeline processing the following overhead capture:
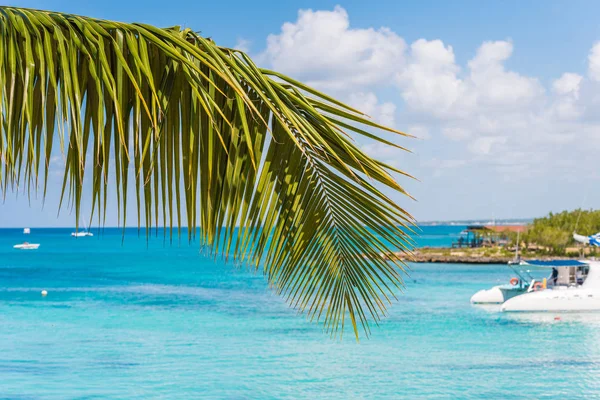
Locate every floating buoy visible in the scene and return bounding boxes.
[509,278,519,286]
[554,316,561,321]
[41,290,48,296]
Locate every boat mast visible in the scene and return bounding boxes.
[515,230,520,263]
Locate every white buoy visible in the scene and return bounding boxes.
[41,290,48,296]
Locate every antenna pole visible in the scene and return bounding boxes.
[515,230,520,262]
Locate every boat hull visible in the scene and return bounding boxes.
[502,288,600,312]
[471,285,526,304]
[471,286,504,304]
[13,244,40,250]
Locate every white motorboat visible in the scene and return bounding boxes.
[502,259,600,312]
[503,232,600,312]
[471,230,531,304]
[23,228,30,234]
[470,261,531,304]
[13,242,40,250]
[471,283,528,304]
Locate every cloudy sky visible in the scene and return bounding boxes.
[3,0,600,227]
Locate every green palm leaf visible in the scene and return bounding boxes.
[0,6,414,339]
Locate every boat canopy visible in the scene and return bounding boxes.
[521,260,588,267]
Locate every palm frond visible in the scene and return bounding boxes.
[0,6,414,339]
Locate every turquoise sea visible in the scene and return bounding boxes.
[2,226,600,399]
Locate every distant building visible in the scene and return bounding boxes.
[452,225,528,248]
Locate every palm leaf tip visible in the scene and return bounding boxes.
[0,5,414,339]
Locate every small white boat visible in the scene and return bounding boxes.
[471,259,531,304]
[13,242,40,250]
[71,217,93,237]
[23,228,30,234]
[471,283,528,304]
[71,231,93,237]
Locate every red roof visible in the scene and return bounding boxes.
[483,225,528,233]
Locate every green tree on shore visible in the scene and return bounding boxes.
[0,7,413,338]
[520,209,600,255]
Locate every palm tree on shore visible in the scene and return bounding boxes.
[0,6,413,338]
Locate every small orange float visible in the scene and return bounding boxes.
[533,282,544,291]
[509,278,519,286]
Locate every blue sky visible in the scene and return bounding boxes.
[3,0,600,227]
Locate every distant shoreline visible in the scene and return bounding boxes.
[417,219,531,227]
[386,247,578,264]
[0,220,534,229]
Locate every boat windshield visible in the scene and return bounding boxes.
[508,263,534,284]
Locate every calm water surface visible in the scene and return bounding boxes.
[1,226,599,399]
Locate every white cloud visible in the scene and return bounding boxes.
[395,39,544,133]
[425,158,468,169]
[549,73,585,120]
[553,73,583,96]
[398,39,543,121]
[257,6,600,184]
[442,127,471,141]
[589,42,600,81]
[361,141,409,169]
[347,92,396,127]
[234,38,251,53]
[259,6,406,92]
[362,142,399,159]
[467,41,543,108]
[423,158,468,178]
[49,155,63,166]
[396,39,466,117]
[468,136,507,155]
[408,125,430,140]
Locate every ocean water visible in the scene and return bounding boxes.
[1,226,600,399]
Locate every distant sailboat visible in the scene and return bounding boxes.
[71,231,93,237]
[14,242,39,250]
[23,228,30,234]
[71,218,94,237]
